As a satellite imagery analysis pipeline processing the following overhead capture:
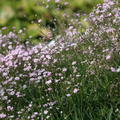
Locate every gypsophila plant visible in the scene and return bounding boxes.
[0,0,120,120]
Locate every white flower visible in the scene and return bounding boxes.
[44,110,48,114]
[116,67,120,72]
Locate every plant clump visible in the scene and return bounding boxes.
[0,0,120,120]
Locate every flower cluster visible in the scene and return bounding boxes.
[0,0,119,119]
[0,26,80,120]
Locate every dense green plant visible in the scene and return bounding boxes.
[0,0,103,42]
[0,0,119,120]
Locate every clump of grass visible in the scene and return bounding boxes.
[0,0,120,120]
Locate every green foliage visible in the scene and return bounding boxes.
[0,0,119,120]
[0,0,103,42]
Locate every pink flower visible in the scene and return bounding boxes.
[7,106,13,111]
[66,94,71,97]
[72,61,77,65]
[106,55,111,60]
[0,113,6,118]
[111,67,116,72]
[45,80,52,85]
[62,68,67,72]
[73,88,79,93]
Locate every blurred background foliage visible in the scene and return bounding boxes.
[0,0,103,43]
